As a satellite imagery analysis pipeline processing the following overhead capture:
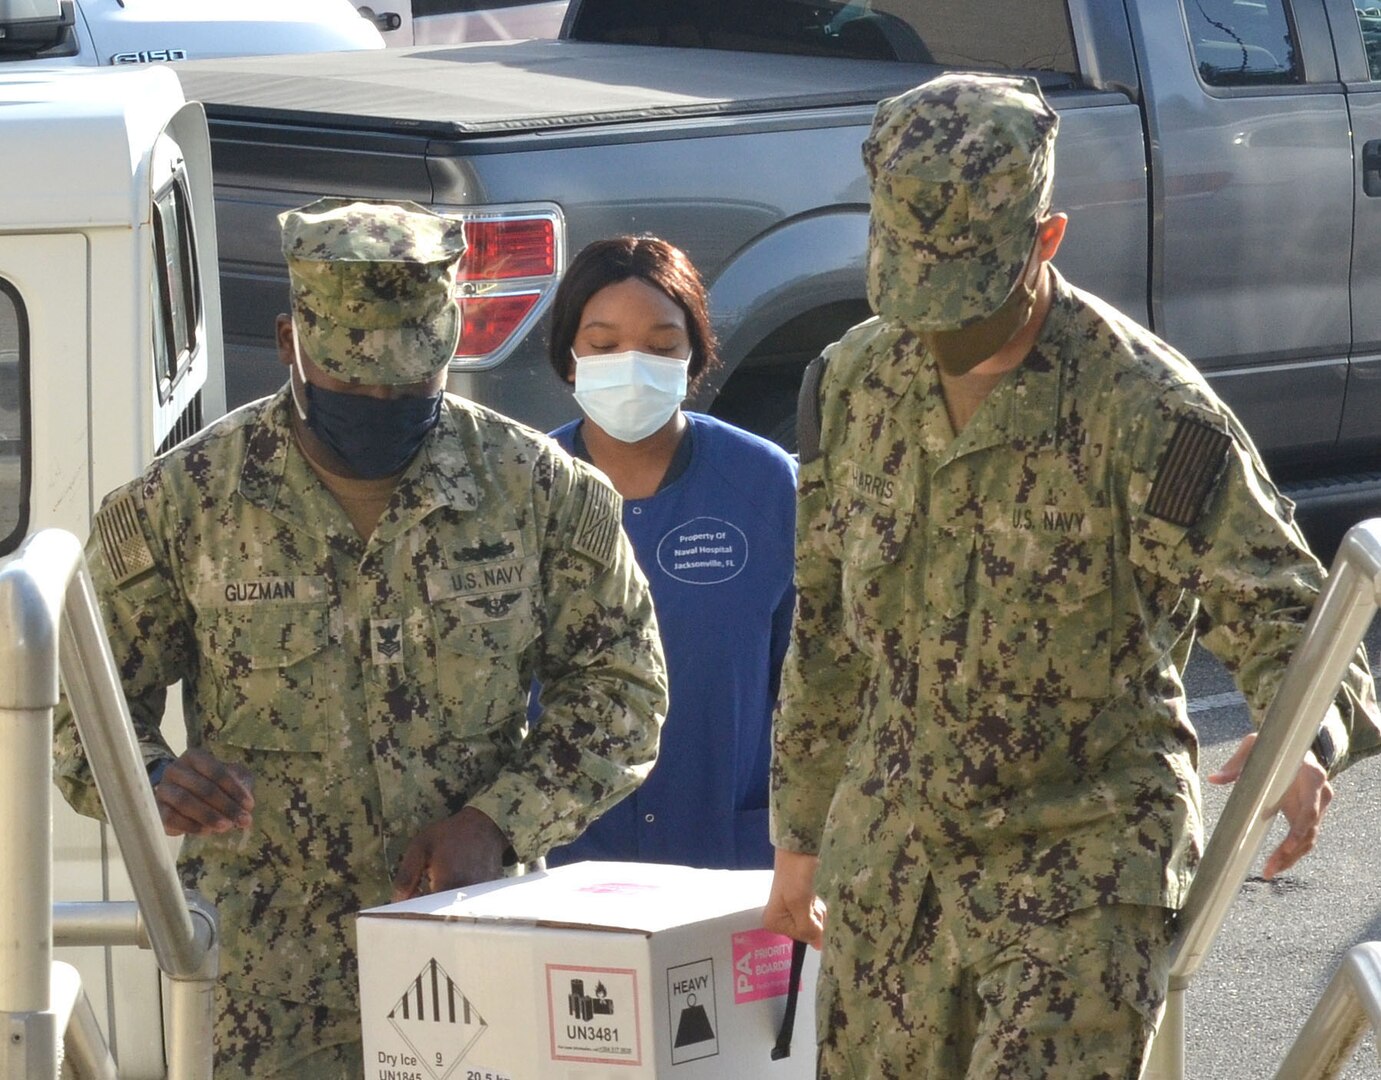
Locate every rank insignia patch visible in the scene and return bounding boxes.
[1146,415,1232,527]
[371,619,404,666]
[372,618,403,668]
[94,493,156,586]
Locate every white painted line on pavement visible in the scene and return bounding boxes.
[1187,662,1381,715]
[1188,690,1244,715]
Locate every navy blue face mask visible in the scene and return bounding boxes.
[302,383,442,479]
[289,318,445,478]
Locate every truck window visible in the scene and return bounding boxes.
[1353,1,1381,80]
[413,0,552,13]
[568,0,1078,74]
[1183,0,1302,86]
[864,1,1075,73]
[152,168,201,404]
[0,281,29,556]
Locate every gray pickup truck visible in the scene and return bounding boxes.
[175,0,1381,523]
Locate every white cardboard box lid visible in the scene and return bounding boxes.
[360,861,774,935]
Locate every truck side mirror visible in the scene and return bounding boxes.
[0,0,75,57]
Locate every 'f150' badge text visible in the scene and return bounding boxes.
[112,49,188,64]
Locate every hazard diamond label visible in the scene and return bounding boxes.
[387,959,487,1080]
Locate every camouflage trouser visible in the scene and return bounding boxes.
[215,985,363,1079]
[816,876,1173,1079]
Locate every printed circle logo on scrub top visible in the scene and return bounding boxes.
[657,517,748,585]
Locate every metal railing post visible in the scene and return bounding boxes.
[0,529,219,1079]
[57,559,200,976]
[164,897,218,1080]
[0,707,55,1015]
[0,531,75,1080]
[1143,520,1381,1080]
[1144,981,1185,1080]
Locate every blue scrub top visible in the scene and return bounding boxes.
[541,412,797,869]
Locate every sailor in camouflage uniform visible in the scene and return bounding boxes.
[54,198,667,1078]
[762,74,1381,1079]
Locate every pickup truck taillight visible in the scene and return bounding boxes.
[450,206,564,370]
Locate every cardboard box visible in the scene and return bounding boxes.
[358,862,818,1079]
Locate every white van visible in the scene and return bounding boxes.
[0,63,224,1076]
[0,0,382,69]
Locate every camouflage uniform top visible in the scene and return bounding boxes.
[54,388,667,1009]
[770,267,1380,944]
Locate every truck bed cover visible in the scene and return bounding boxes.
[174,39,940,137]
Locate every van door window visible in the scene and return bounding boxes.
[0,282,29,556]
[1184,0,1302,86]
[152,169,201,404]
[1352,1,1381,80]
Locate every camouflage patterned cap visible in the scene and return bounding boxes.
[863,72,1059,332]
[279,198,467,386]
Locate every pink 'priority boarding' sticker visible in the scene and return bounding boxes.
[731,929,798,1004]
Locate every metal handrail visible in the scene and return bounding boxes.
[57,554,206,976]
[1272,943,1381,1079]
[1144,519,1381,1080]
[0,528,217,1080]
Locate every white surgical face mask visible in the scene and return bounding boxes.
[572,349,690,443]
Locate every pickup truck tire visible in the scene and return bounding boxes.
[708,298,871,453]
[709,365,804,453]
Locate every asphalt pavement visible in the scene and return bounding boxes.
[1179,613,1381,1078]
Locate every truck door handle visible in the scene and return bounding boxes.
[1365,140,1381,197]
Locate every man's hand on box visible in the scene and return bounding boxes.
[155,747,255,837]
[393,806,508,901]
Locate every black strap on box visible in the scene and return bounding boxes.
[770,939,809,1060]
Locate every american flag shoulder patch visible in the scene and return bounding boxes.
[572,478,622,567]
[94,492,157,587]
[1146,414,1233,528]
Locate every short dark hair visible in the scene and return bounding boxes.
[547,236,718,389]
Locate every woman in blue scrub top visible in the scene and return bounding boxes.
[540,236,798,870]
